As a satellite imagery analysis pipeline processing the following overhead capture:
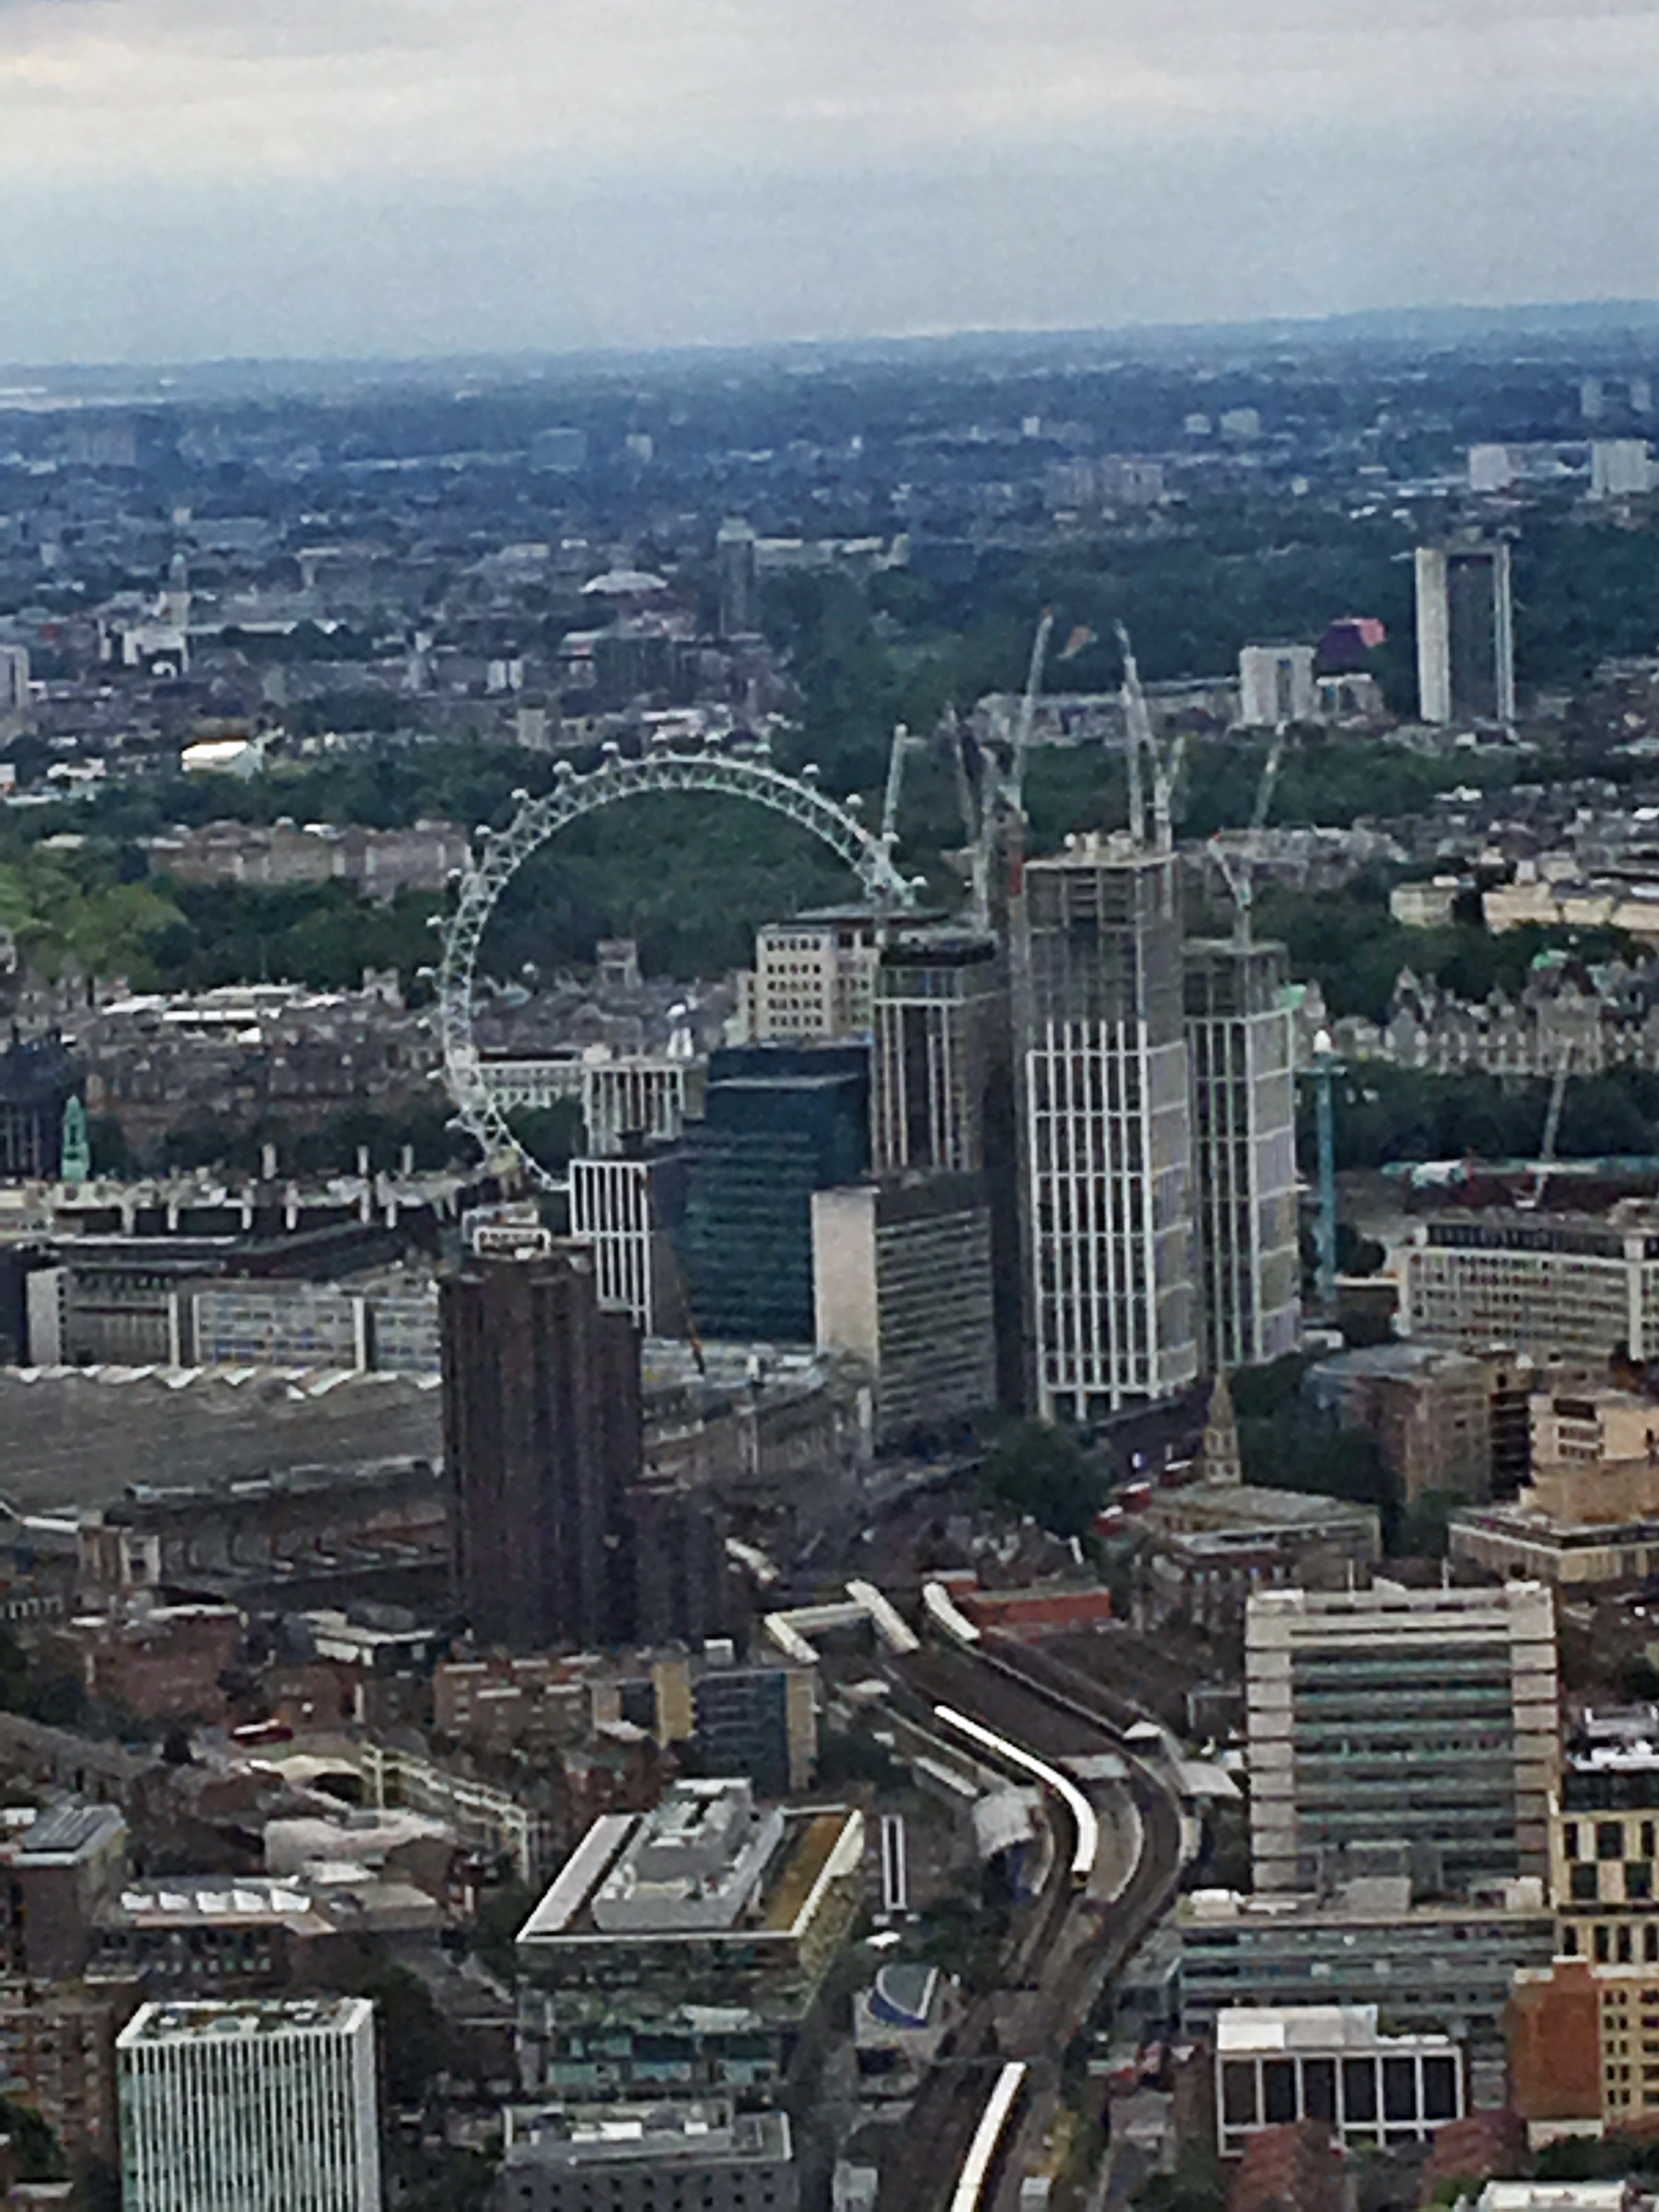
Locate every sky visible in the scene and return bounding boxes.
[2,0,1659,360]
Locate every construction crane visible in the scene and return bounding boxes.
[1008,608,1056,812]
[943,704,994,934]
[1207,725,1289,943]
[880,722,926,850]
[1115,622,1187,851]
[961,609,1056,929]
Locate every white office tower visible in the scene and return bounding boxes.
[1185,938,1300,1372]
[1238,644,1316,728]
[1015,837,1198,1419]
[1246,1583,1559,1899]
[1414,538,1516,727]
[1591,439,1653,500]
[119,1997,381,2212]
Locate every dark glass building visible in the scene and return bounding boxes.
[677,1044,868,1344]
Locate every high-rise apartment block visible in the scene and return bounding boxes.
[0,644,29,720]
[117,1997,381,2212]
[1415,537,1516,726]
[441,1238,642,1650]
[716,517,760,640]
[1246,1583,1559,1898]
[1016,837,1198,1418]
[1184,936,1300,1372]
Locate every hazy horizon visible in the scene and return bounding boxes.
[3,0,1658,363]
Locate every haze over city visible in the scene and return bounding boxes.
[1,0,1658,358]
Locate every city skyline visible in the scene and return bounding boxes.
[1,0,1657,359]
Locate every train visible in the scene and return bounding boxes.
[950,2061,1029,2212]
[931,1702,1100,1888]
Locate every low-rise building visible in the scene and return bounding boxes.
[1452,1449,1659,1589]
[1508,1955,1659,2140]
[515,1780,863,2102]
[1302,1342,1499,1505]
[41,1604,242,1725]
[0,1980,137,2174]
[1178,1881,1556,2073]
[3,1805,128,1982]
[1397,1209,1659,1366]
[498,2101,797,2212]
[1138,1486,1381,1635]
[1214,2005,1463,2158]
[91,1872,443,1996]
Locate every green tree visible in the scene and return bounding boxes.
[980,1421,1103,1539]
[368,1965,449,2108]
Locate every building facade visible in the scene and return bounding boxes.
[1397,1211,1659,1365]
[499,2102,795,2212]
[811,1176,997,1444]
[117,1997,381,2212]
[1215,2006,1464,2158]
[1246,1583,1560,1897]
[741,912,881,1044]
[1184,937,1300,1372]
[1016,838,1198,1419]
[1179,1885,1555,2069]
[569,1154,687,1336]
[677,1045,868,1344]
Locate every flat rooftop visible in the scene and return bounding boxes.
[518,1794,860,1951]
[1216,2005,1458,2055]
[504,2103,791,2170]
[117,1996,371,2047]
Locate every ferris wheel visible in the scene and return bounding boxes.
[437,743,921,1189]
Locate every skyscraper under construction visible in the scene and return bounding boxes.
[1015,834,1199,1420]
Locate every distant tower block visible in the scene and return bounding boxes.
[1239,644,1315,729]
[716,517,760,640]
[1414,539,1515,727]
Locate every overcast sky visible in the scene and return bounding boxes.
[2,0,1658,361]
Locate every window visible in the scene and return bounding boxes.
[1600,1822,1627,1861]
[1342,2059,1378,2123]
[1572,1865,1600,1901]
[1302,2060,1336,2124]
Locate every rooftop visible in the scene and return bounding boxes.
[14,1804,125,1866]
[1215,2005,1459,2056]
[504,2103,791,2171]
[117,1996,372,2048]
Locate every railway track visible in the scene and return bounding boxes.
[873,1637,1186,2212]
